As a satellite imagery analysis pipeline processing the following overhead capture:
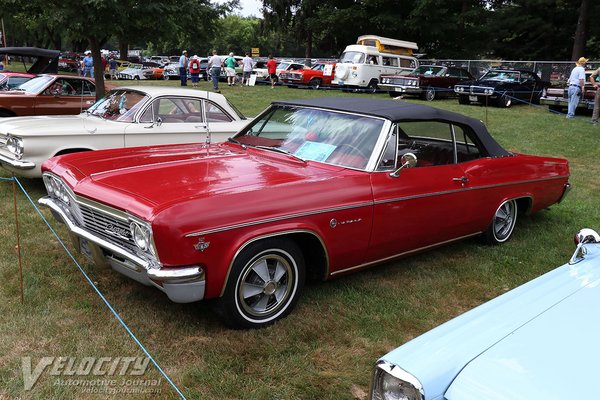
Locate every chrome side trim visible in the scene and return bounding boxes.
[373,175,569,206]
[330,232,481,276]
[187,175,568,238]
[0,152,36,170]
[219,229,329,297]
[39,196,151,270]
[185,202,372,237]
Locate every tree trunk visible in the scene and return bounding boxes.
[571,0,591,60]
[88,36,106,101]
[119,42,129,62]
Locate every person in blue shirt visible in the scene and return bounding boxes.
[179,50,188,86]
[82,51,94,78]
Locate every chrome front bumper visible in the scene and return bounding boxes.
[379,84,422,95]
[39,196,205,303]
[0,152,35,170]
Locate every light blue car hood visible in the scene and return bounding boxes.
[380,244,600,400]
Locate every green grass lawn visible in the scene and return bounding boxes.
[1,80,598,399]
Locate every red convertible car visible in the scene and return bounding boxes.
[39,98,571,328]
[280,62,336,89]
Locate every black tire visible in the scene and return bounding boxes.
[309,78,322,89]
[366,80,378,93]
[424,87,436,101]
[216,238,305,329]
[458,95,470,105]
[482,199,518,245]
[0,109,14,117]
[388,91,398,97]
[133,76,140,81]
[548,105,563,112]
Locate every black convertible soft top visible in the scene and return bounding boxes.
[0,47,60,73]
[272,97,511,157]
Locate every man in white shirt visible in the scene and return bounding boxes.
[179,50,188,86]
[207,50,223,92]
[242,52,253,85]
[566,57,588,118]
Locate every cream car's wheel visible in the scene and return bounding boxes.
[483,199,518,244]
[217,238,305,328]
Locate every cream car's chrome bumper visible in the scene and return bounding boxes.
[39,196,205,303]
[0,152,35,170]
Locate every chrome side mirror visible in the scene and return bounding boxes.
[144,117,162,129]
[390,152,417,178]
[569,228,600,264]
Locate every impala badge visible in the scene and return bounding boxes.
[194,238,210,252]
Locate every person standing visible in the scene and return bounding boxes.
[82,51,94,78]
[224,52,237,86]
[267,54,277,89]
[189,55,201,88]
[242,52,253,85]
[566,57,588,118]
[179,50,188,86]
[590,65,600,126]
[207,50,223,93]
[108,57,118,80]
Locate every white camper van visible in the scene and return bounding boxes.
[332,35,419,91]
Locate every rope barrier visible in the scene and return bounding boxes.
[6,177,187,399]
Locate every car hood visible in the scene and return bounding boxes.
[444,252,600,400]
[49,142,363,221]
[0,114,121,136]
[379,244,600,400]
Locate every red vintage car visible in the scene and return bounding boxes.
[39,98,571,328]
[280,62,336,89]
[0,74,99,117]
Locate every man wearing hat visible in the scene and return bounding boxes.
[82,50,94,78]
[566,57,588,118]
[179,50,189,86]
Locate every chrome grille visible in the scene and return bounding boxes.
[78,203,138,254]
[0,134,7,147]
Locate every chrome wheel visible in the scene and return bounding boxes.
[483,199,518,244]
[309,78,322,89]
[238,253,294,318]
[424,87,436,101]
[217,238,305,328]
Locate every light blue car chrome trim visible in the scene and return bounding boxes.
[0,153,36,169]
[39,196,151,270]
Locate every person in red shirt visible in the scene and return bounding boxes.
[189,55,202,88]
[266,54,277,89]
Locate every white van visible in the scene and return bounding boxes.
[332,35,419,91]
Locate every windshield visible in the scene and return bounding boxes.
[16,76,54,94]
[234,106,384,170]
[311,64,325,71]
[413,66,445,76]
[87,89,149,122]
[339,51,366,64]
[480,70,520,82]
[277,62,290,70]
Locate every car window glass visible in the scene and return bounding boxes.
[376,127,398,171]
[396,121,456,167]
[88,89,148,122]
[339,51,365,64]
[19,75,54,94]
[237,106,384,170]
[454,125,483,162]
[206,102,233,122]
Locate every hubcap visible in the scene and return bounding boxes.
[494,201,516,240]
[238,254,293,317]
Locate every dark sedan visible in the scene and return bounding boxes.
[380,65,474,101]
[454,69,550,108]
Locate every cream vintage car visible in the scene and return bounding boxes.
[0,86,248,178]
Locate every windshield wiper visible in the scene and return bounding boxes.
[254,145,306,163]
[228,137,247,149]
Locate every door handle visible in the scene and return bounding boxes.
[453,176,469,186]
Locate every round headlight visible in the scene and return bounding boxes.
[6,136,24,159]
[131,222,149,251]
